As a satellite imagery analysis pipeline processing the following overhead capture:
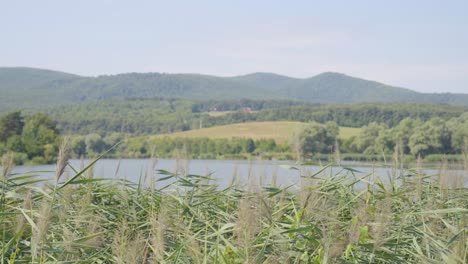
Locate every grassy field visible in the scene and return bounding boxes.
[1,148,466,263]
[157,121,361,143]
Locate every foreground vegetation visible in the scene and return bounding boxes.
[0,145,467,263]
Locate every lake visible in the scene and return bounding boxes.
[10,159,468,189]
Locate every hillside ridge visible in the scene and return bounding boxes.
[1,67,467,111]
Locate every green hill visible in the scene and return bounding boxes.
[1,67,468,112]
[0,67,80,110]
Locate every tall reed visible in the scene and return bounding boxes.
[0,152,466,263]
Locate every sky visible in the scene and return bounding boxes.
[1,0,467,93]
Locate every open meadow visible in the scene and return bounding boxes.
[156,121,361,144]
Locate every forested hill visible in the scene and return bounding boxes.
[1,67,468,111]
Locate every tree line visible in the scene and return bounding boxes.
[68,134,285,160]
[67,116,468,161]
[2,108,467,164]
[341,115,468,157]
[42,97,467,135]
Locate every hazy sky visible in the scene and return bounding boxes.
[1,0,468,93]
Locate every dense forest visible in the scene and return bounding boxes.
[40,98,468,135]
[45,98,312,134]
[2,67,468,112]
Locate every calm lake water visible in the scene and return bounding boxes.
[10,159,468,189]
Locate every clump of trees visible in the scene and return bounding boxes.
[0,111,60,164]
[290,115,468,160]
[342,115,468,158]
[291,121,339,159]
[70,133,123,158]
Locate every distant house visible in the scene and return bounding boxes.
[241,107,252,113]
[209,107,218,112]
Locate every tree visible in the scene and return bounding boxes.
[351,122,386,153]
[21,113,59,160]
[409,119,451,157]
[71,136,87,157]
[450,122,468,153]
[446,114,468,154]
[256,139,276,152]
[392,118,421,154]
[0,111,24,142]
[325,121,339,139]
[6,135,25,153]
[85,134,106,155]
[244,138,255,153]
[291,122,338,159]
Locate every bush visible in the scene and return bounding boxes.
[424,154,464,163]
[30,156,46,165]
[12,152,28,165]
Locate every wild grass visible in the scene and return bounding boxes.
[0,145,467,263]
